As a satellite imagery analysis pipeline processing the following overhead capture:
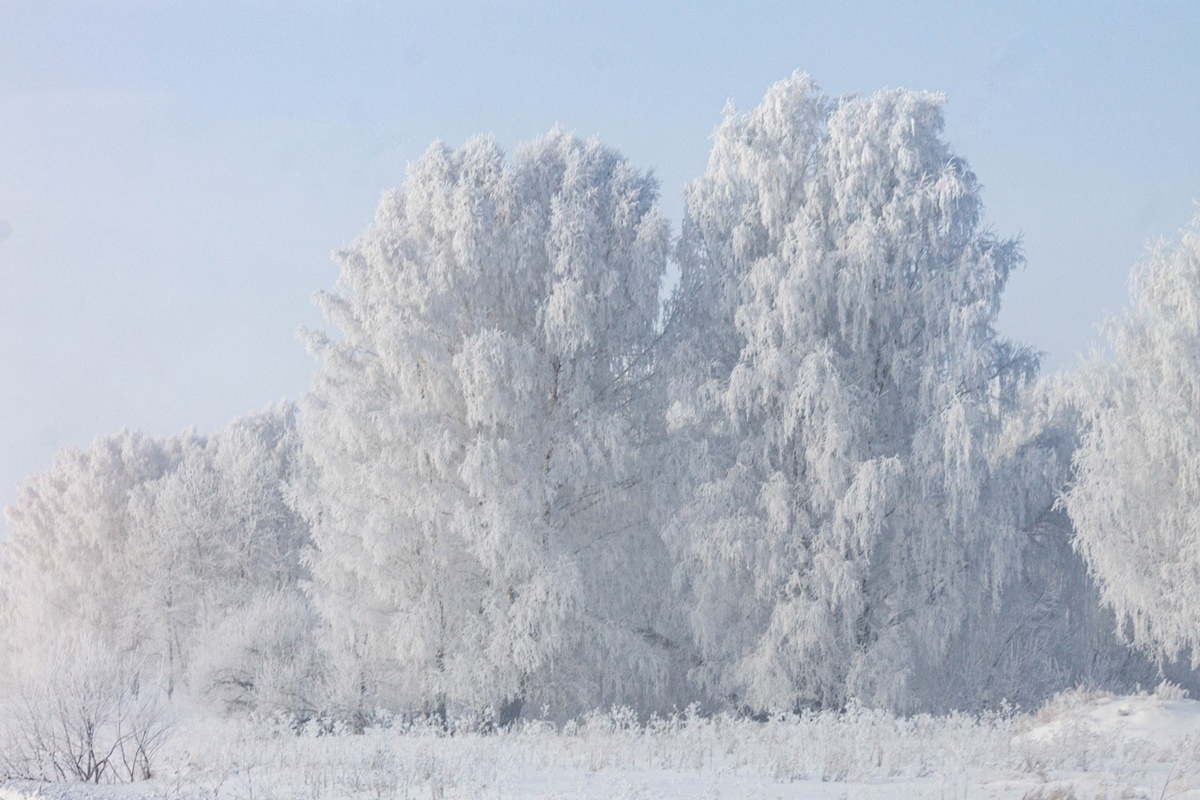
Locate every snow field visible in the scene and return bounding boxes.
[5,688,1200,799]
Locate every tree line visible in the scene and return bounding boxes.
[4,74,1199,724]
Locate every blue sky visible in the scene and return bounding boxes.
[1,1,1198,529]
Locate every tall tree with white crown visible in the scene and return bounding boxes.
[663,74,1039,711]
[297,130,680,719]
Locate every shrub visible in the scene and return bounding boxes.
[0,637,173,783]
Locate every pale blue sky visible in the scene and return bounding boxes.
[1,1,1198,530]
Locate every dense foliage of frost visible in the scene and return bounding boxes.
[1,431,186,672]
[296,131,682,719]
[124,405,311,696]
[1065,215,1200,666]
[663,74,1042,711]
[0,405,313,712]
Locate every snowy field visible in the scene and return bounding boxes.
[4,687,1200,800]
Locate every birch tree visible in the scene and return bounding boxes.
[297,130,678,719]
[928,376,1169,710]
[0,406,313,711]
[1,431,186,675]
[125,403,311,697]
[664,74,1039,712]
[1065,214,1200,667]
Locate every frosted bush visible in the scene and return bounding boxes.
[187,590,323,719]
[0,637,172,784]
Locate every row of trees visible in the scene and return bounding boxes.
[0,406,319,713]
[3,74,1199,723]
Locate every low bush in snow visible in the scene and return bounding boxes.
[0,639,172,784]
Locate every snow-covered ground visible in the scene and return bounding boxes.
[4,687,1200,799]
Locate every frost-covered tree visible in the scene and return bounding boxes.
[297,130,678,719]
[1065,214,1200,667]
[125,403,311,696]
[929,376,1172,710]
[0,431,187,674]
[0,405,313,709]
[664,74,1039,712]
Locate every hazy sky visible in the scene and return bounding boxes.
[1,1,1198,532]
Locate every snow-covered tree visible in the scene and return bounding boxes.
[0,405,313,709]
[125,403,311,696]
[1,431,187,674]
[928,376,1173,710]
[297,130,679,719]
[1065,214,1200,667]
[664,74,1039,712]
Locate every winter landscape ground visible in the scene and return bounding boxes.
[3,687,1200,799]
